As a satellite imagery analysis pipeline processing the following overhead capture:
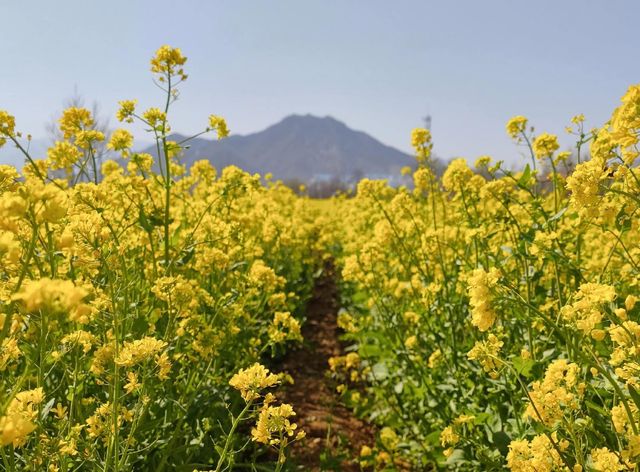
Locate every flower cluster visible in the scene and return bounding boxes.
[0,46,318,470]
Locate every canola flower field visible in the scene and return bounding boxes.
[0,46,640,471]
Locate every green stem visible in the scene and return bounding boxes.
[214,400,254,472]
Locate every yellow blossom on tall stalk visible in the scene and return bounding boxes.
[0,110,16,147]
[0,388,45,447]
[411,127,433,164]
[116,99,137,123]
[108,128,134,153]
[251,402,300,445]
[467,333,503,377]
[506,433,568,471]
[13,278,92,323]
[208,115,230,140]
[524,359,582,426]
[115,337,167,367]
[560,283,616,336]
[142,107,167,130]
[506,115,528,140]
[467,267,501,331]
[442,158,475,192]
[47,141,82,170]
[58,107,94,140]
[611,83,640,164]
[532,133,560,159]
[590,447,625,471]
[229,363,280,401]
[150,45,188,81]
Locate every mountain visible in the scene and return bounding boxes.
[148,114,414,183]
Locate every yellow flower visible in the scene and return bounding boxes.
[13,278,91,323]
[208,115,229,139]
[0,231,20,266]
[467,334,503,377]
[0,337,21,370]
[590,447,624,471]
[410,127,433,163]
[229,363,279,401]
[475,155,492,168]
[337,312,358,332]
[150,45,188,81]
[75,129,105,149]
[124,372,140,394]
[442,158,474,192]
[61,330,96,353]
[268,311,302,343]
[532,132,560,159]
[0,388,45,447]
[155,351,172,380]
[380,427,399,450]
[0,411,36,447]
[560,283,616,335]
[116,99,137,123]
[404,335,417,349]
[411,127,431,149]
[440,425,459,448]
[142,108,167,129]
[0,110,16,136]
[251,403,298,445]
[524,359,580,426]
[129,152,154,173]
[428,349,442,369]
[115,337,167,367]
[506,434,566,471]
[248,260,282,289]
[108,129,134,152]
[467,268,501,331]
[0,164,20,191]
[506,115,528,139]
[47,141,82,170]
[53,403,67,420]
[0,110,17,147]
[571,113,585,125]
[58,107,94,140]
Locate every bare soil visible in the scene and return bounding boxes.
[279,264,376,471]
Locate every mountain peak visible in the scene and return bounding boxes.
[147,115,414,183]
[275,114,348,130]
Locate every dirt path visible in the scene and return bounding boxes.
[279,264,376,471]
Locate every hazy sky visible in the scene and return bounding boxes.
[1,0,638,166]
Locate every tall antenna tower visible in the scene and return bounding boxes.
[423,114,432,130]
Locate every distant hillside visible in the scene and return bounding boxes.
[146,114,414,182]
[0,115,417,184]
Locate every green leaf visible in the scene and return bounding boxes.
[616,204,631,232]
[547,207,567,223]
[628,384,640,411]
[359,343,381,358]
[492,431,511,455]
[138,208,153,232]
[41,397,56,420]
[518,164,531,187]
[512,356,535,378]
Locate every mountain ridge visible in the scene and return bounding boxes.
[146,114,414,182]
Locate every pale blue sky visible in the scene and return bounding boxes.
[1,0,638,166]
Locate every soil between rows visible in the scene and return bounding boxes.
[278,264,376,471]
